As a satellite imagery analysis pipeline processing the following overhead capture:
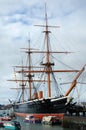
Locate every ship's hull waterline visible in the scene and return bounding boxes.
[13,96,72,118]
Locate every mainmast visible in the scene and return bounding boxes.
[44,4,51,97]
[27,38,33,100]
[35,4,60,97]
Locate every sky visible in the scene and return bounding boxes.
[0,0,86,104]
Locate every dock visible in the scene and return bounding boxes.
[62,116,86,130]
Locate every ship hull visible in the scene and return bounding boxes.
[14,112,64,120]
[13,96,72,118]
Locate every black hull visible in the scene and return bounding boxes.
[13,96,72,114]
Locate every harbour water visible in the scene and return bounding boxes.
[1,110,86,130]
[0,116,72,130]
[17,116,72,130]
[0,110,73,130]
[0,122,72,130]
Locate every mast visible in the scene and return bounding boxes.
[39,4,60,97]
[27,38,32,100]
[45,4,51,97]
[34,4,73,97]
[19,60,26,102]
[20,38,37,100]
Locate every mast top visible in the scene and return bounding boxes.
[34,4,60,29]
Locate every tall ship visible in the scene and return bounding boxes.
[8,6,86,118]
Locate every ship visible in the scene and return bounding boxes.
[8,5,86,118]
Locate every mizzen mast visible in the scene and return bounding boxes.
[19,60,26,102]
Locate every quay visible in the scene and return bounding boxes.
[62,116,86,130]
[61,102,86,129]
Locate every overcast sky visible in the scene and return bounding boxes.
[0,0,86,104]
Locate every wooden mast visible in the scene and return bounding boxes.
[35,4,60,97]
[34,4,76,97]
[20,60,26,102]
[27,38,32,100]
[45,4,51,97]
